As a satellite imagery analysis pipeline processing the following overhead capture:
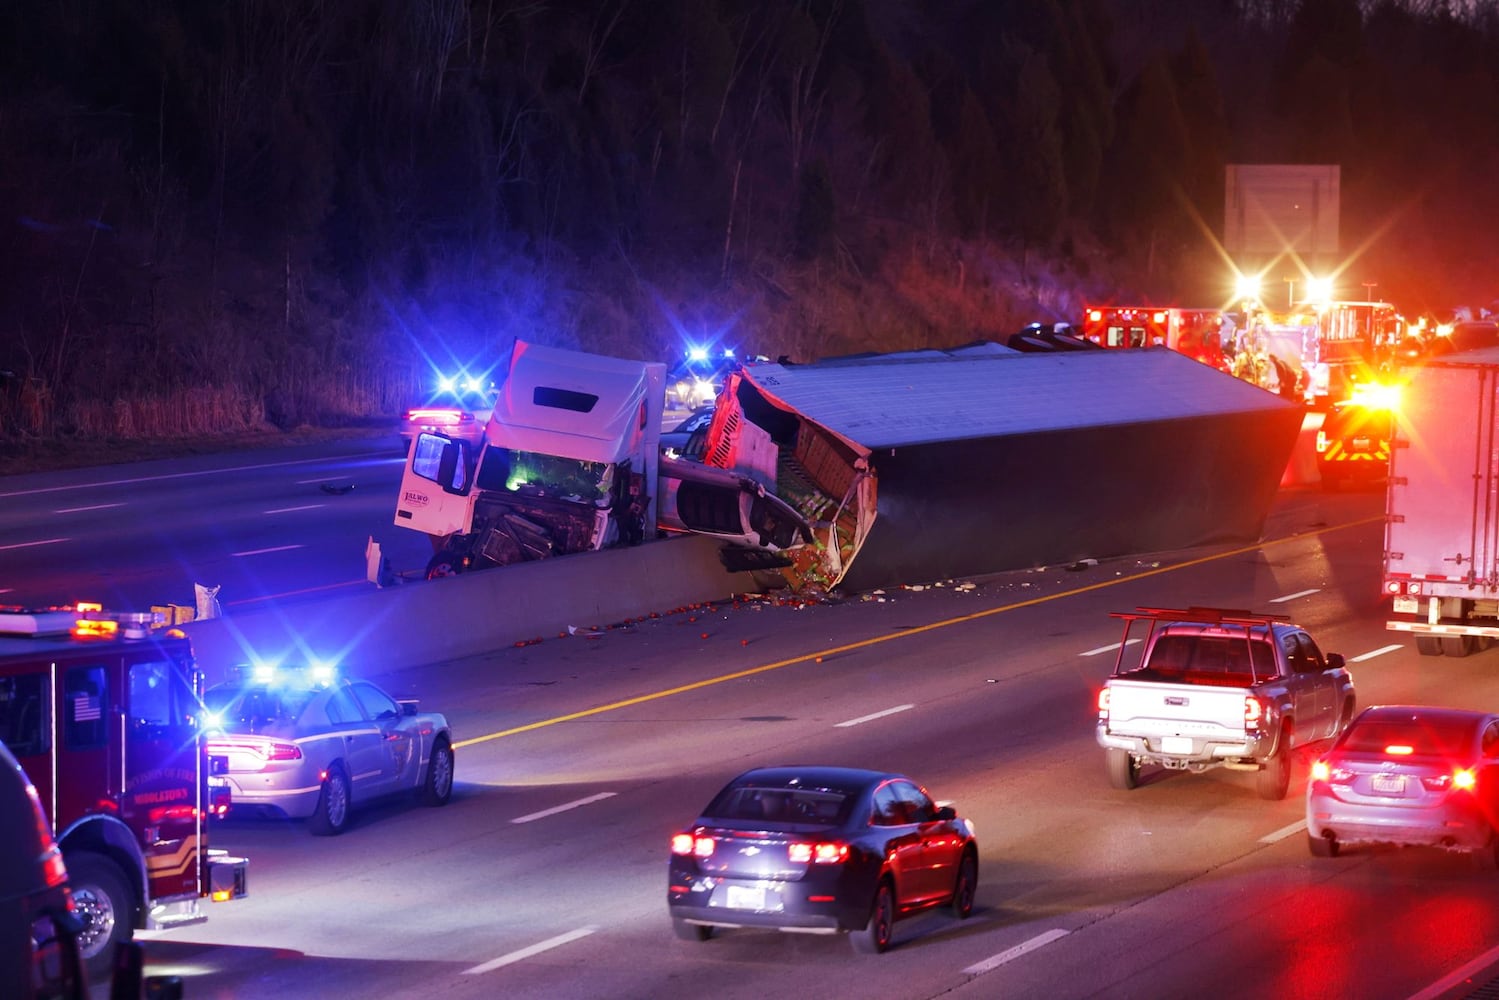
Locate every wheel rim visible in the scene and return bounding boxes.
[71,885,116,957]
[433,746,453,797]
[326,773,349,827]
[957,860,976,912]
[874,888,892,947]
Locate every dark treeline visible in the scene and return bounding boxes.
[2,0,1496,440]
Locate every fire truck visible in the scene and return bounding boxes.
[0,604,247,979]
[1242,300,1406,407]
[1081,306,1229,369]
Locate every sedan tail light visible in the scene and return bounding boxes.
[1311,760,1353,784]
[1422,768,1476,792]
[671,832,714,858]
[788,842,849,865]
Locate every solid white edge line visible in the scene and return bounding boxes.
[54,503,124,513]
[462,926,599,975]
[1408,942,1499,1000]
[263,504,326,514]
[231,544,304,557]
[834,704,915,728]
[1081,638,1141,657]
[1269,588,1320,603]
[511,791,617,824]
[1259,820,1306,844]
[964,928,1071,975]
[1350,644,1404,662]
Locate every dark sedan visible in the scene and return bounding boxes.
[667,765,978,953]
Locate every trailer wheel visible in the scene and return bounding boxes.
[67,852,134,981]
[1442,635,1479,657]
[1415,636,1443,657]
[1106,749,1139,790]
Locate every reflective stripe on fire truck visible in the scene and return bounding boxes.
[146,835,202,879]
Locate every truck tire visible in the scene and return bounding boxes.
[66,852,134,981]
[1257,729,1292,800]
[425,549,466,579]
[1442,635,1479,657]
[1106,749,1139,790]
[1415,636,1443,657]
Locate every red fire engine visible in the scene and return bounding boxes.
[1081,306,1229,369]
[0,604,247,979]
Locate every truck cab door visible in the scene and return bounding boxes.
[1288,633,1334,737]
[394,433,477,538]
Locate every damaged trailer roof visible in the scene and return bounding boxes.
[718,347,1303,593]
[741,347,1294,453]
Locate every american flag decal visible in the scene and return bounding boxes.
[73,692,102,722]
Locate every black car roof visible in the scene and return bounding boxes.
[1357,705,1491,726]
[731,766,897,790]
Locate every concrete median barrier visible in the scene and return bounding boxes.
[181,534,763,681]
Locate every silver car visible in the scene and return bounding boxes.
[204,664,454,835]
[1307,705,1499,864]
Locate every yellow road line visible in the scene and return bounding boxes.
[453,514,1385,749]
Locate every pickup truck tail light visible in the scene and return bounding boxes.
[1097,688,1110,721]
[1243,696,1264,730]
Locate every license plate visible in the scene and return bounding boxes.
[1161,736,1193,755]
[1393,596,1419,614]
[1351,437,1372,451]
[1371,773,1406,795]
[725,885,766,910]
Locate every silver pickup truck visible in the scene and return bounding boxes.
[1095,606,1356,800]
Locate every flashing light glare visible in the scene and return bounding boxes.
[1454,768,1478,790]
[1235,274,1262,300]
[1348,382,1401,411]
[1384,744,1414,755]
[437,375,458,393]
[1089,309,1102,322]
[1306,276,1334,303]
[251,663,276,684]
[1311,760,1330,781]
[72,619,118,638]
[76,601,103,614]
[463,376,484,393]
[1153,311,1167,323]
[308,661,337,685]
[1437,322,1454,337]
[211,889,233,902]
[722,348,735,358]
[686,346,710,362]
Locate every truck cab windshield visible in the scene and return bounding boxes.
[476,447,616,506]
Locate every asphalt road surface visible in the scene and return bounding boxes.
[87,480,1499,1000]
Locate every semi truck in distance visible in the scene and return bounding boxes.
[393,340,809,578]
[1383,346,1499,655]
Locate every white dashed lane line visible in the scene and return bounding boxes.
[510,792,617,824]
[964,928,1072,976]
[835,704,914,728]
[263,504,325,514]
[54,503,124,514]
[462,927,599,975]
[0,538,66,552]
[1350,644,1403,662]
[1081,639,1140,657]
[1270,589,1321,603]
[1259,820,1307,844]
[232,545,303,557]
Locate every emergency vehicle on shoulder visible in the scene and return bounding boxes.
[0,604,247,979]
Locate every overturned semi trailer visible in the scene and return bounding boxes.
[702,346,1303,593]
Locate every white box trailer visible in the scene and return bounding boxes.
[1383,346,1499,655]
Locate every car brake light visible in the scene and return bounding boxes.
[1384,745,1414,756]
[1311,760,1329,781]
[264,741,303,761]
[788,842,849,865]
[1097,688,1110,720]
[671,833,714,858]
[1454,768,1477,790]
[1244,696,1263,729]
[1424,768,1477,792]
